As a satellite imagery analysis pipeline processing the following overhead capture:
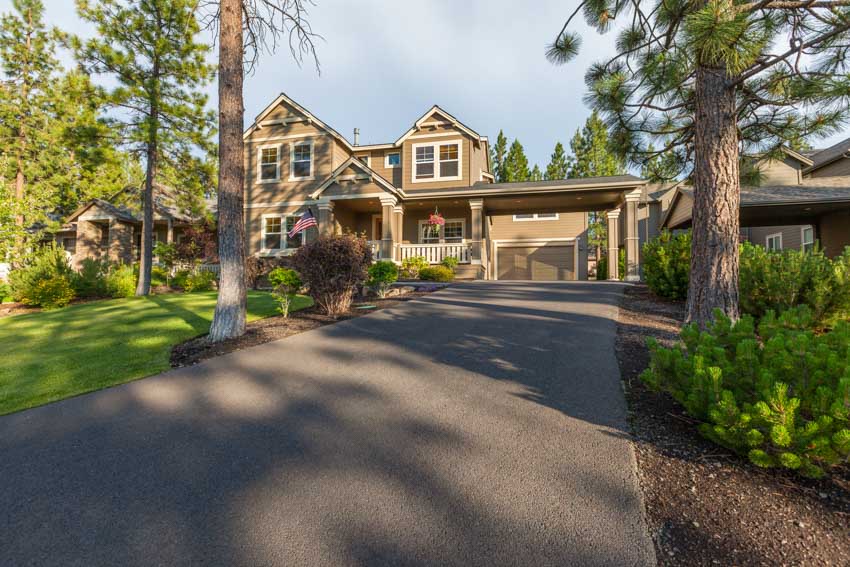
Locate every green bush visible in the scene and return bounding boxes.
[292,234,372,317]
[172,270,190,290]
[441,256,460,271]
[183,270,217,292]
[73,258,110,298]
[367,260,399,298]
[0,281,11,303]
[595,248,626,281]
[739,242,850,328]
[400,256,428,279]
[643,230,691,300]
[151,266,170,287]
[268,267,302,317]
[106,264,137,298]
[419,265,454,282]
[9,244,76,307]
[642,307,850,478]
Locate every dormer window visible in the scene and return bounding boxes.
[385,152,401,168]
[259,146,279,181]
[290,141,314,180]
[439,144,459,177]
[412,140,462,183]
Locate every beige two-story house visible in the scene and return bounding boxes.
[242,93,650,281]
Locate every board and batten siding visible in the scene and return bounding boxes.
[819,211,850,257]
[748,225,805,251]
[808,158,850,178]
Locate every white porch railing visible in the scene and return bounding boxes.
[399,242,470,264]
[366,240,382,260]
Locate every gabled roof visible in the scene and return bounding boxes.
[66,199,137,223]
[310,157,404,200]
[779,146,813,167]
[804,136,850,174]
[394,105,487,145]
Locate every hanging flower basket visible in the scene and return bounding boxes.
[427,209,445,235]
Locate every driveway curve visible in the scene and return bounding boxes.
[0,281,654,567]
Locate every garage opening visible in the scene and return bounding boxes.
[496,242,575,281]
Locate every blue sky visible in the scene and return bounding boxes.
[7,0,847,169]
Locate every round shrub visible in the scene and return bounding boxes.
[183,270,217,292]
[400,256,428,279]
[643,230,691,300]
[30,275,75,309]
[9,244,76,307]
[367,260,399,298]
[268,267,302,317]
[0,281,10,303]
[293,234,372,317]
[440,256,460,271]
[106,264,137,298]
[419,265,454,282]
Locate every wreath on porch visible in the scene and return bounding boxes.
[426,208,445,237]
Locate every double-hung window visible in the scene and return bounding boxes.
[263,215,304,252]
[439,144,459,177]
[259,146,279,181]
[415,146,435,180]
[419,218,465,244]
[290,141,313,180]
[802,226,814,252]
[412,140,462,182]
[766,233,783,251]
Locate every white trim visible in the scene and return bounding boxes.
[310,157,403,200]
[765,232,783,251]
[243,93,354,152]
[394,105,485,146]
[407,132,467,140]
[355,143,395,151]
[480,170,495,182]
[249,133,325,144]
[512,213,560,222]
[492,238,578,282]
[371,214,383,241]
[257,117,307,128]
[244,191,396,210]
[355,154,370,167]
[289,139,315,181]
[411,138,463,184]
[417,217,465,244]
[801,225,815,251]
[385,152,401,168]
[257,144,282,183]
[260,212,306,254]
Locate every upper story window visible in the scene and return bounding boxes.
[412,139,462,183]
[259,146,280,181]
[385,152,401,168]
[513,213,560,221]
[290,141,313,180]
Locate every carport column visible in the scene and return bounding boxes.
[624,191,641,281]
[469,198,484,266]
[379,195,397,261]
[607,209,621,281]
[317,200,335,238]
[392,204,404,261]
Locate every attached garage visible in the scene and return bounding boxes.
[495,240,576,281]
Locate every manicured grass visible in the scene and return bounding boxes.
[0,291,312,415]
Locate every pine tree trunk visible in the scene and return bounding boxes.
[14,8,32,230]
[135,138,156,296]
[209,0,247,342]
[686,64,740,327]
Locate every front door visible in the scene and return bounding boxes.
[374,218,383,241]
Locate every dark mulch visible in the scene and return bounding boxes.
[616,284,850,567]
[170,290,436,368]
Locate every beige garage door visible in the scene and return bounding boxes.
[497,244,575,281]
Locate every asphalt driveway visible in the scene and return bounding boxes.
[0,281,654,567]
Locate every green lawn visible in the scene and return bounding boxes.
[0,291,312,415]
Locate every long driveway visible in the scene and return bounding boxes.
[0,281,654,567]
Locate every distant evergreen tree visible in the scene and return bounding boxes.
[502,139,530,182]
[491,130,508,182]
[529,164,543,181]
[567,110,624,179]
[545,141,568,180]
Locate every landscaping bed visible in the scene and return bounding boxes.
[616,284,850,566]
[170,287,442,367]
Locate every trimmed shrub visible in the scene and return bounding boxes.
[367,260,399,298]
[106,264,136,298]
[73,258,110,298]
[293,234,372,317]
[9,244,76,307]
[268,267,302,317]
[739,242,850,328]
[400,256,428,279]
[642,307,850,478]
[419,265,454,282]
[182,270,217,292]
[0,281,10,303]
[643,230,691,300]
[441,256,460,271]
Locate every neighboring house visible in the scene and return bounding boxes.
[242,92,652,281]
[662,138,850,257]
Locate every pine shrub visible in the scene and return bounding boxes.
[293,234,372,317]
[367,260,399,298]
[73,258,110,298]
[643,230,691,300]
[419,265,454,282]
[9,244,76,307]
[642,307,850,478]
[105,264,137,298]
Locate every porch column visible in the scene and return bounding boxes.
[392,204,404,261]
[607,208,621,281]
[317,200,334,238]
[379,195,397,260]
[469,198,484,266]
[624,191,641,281]
[166,219,174,244]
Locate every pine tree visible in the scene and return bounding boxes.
[75,0,215,296]
[502,139,530,182]
[567,111,624,179]
[491,129,508,182]
[640,145,682,184]
[545,141,568,180]
[530,164,543,181]
[549,0,850,326]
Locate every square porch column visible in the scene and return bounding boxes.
[469,198,484,266]
[624,191,641,281]
[607,208,621,281]
[392,204,404,261]
[379,195,397,261]
[317,200,335,238]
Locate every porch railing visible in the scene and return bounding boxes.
[398,242,470,264]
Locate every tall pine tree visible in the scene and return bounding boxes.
[490,129,508,182]
[502,139,530,182]
[545,141,568,180]
[75,0,215,296]
[530,164,543,181]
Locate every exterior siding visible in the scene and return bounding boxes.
[819,210,850,257]
[487,212,587,241]
[244,204,317,256]
[666,194,693,228]
[401,207,473,244]
[758,156,803,185]
[748,225,806,251]
[808,158,850,178]
[401,131,474,191]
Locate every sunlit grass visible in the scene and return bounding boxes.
[0,291,312,415]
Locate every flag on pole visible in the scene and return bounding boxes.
[288,209,318,238]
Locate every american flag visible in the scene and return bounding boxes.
[288,209,318,238]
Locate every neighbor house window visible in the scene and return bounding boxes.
[61,237,76,254]
[263,215,304,252]
[513,213,559,221]
[419,218,465,244]
[412,139,462,182]
[802,226,814,252]
[385,152,401,168]
[357,155,370,166]
[766,233,783,251]
[259,146,279,181]
[290,141,313,180]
